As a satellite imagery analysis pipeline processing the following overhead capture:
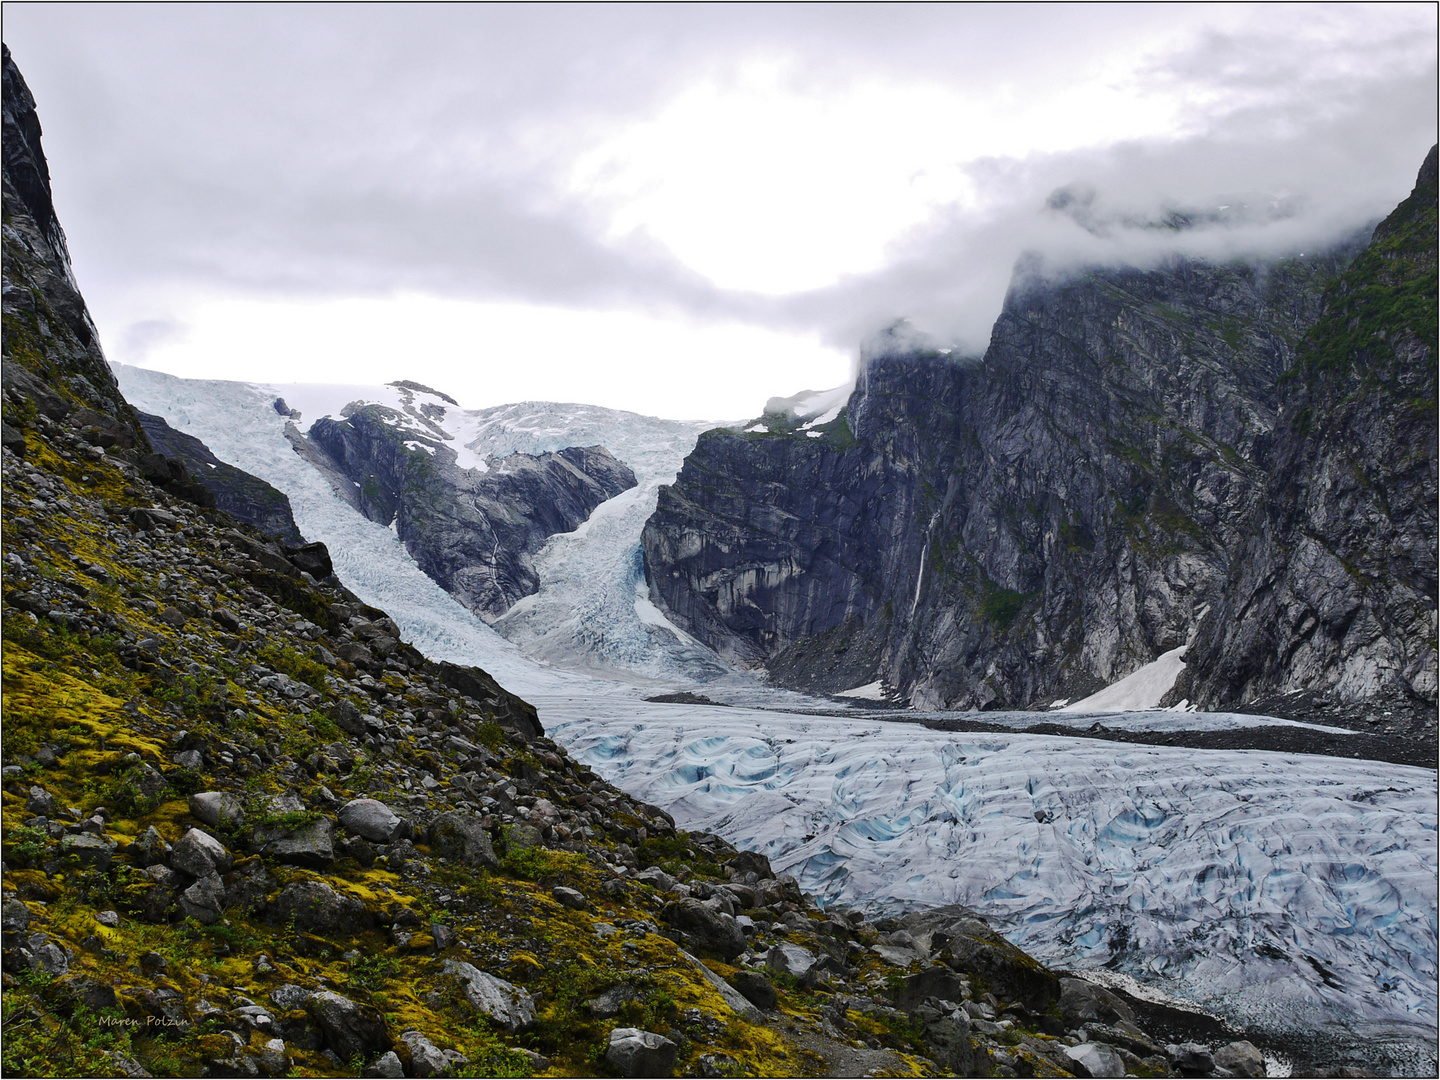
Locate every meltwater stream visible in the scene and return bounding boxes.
[118,366,1439,1071]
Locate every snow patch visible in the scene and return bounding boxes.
[1060,645,1188,712]
[835,681,887,700]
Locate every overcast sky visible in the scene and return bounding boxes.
[4,4,1435,419]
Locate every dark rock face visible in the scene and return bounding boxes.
[137,410,304,544]
[644,149,1436,726]
[1185,146,1438,732]
[298,403,636,619]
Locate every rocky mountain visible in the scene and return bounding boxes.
[4,41,1299,1079]
[291,394,637,620]
[644,149,1437,738]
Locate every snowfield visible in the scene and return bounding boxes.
[117,366,1438,1063]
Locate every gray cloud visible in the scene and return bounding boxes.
[3,4,1434,361]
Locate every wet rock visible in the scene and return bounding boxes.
[338,798,403,843]
[605,1027,678,1078]
[443,960,536,1032]
[428,812,498,868]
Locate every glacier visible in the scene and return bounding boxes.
[116,364,1438,1067]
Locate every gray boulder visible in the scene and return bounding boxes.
[897,966,968,1011]
[1065,1042,1126,1079]
[399,1030,449,1078]
[1214,1040,1266,1078]
[443,960,536,1032]
[304,991,391,1062]
[1059,976,1136,1027]
[605,1027,678,1078]
[582,984,641,1019]
[731,970,776,1011]
[177,873,226,925]
[662,898,746,959]
[58,833,115,871]
[766,942,817,978]
[260,817,335,868]
[429,813,498,868]
[170,828,233,878]
[190,791,246,830]
[269,880,370,934]
[362,1051,405,1078]
[338,799,403,843]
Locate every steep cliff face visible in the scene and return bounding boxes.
[1185,146,1438,724]
[644,151,1436,720]
[298,401,637,619]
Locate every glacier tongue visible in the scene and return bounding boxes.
[545,698,1438,1042]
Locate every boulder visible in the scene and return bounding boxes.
[908,907,1059,1012]
[338,799,404,844]
[552,886,588,911]
[190,791,246,830]
[304,991,391,1062]
[897,966,968,1011]
[398,1030,448,1078]
[443,960,536,1032]
[605,1027,678,1078]
[662,899,746,959]
[1058,976,1136,1027]
[362,1052,404,1079]
[582,984,641,1019]
[260,817,335,868]
[57,833,115,871]
[428,813,498,868]
[1167,1043,1215,1073]
[171,828,233,878]
[269,881,370,934]
[766,942,817,979]
[1065,1042,1126,1079]
[731,970,776,1011]
[1214,1040,1266,1078]
[178,873,226,925]
[725,851,773,880]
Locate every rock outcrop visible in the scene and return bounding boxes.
[295,401,637,619]
[137,410,304,544]
[643,148,1437,737]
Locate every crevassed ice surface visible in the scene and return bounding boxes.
[116,365,1438,1063]
[544,699,1437,1042]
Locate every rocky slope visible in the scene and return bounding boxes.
[4,41,1290,1079]
[294,397,637,620]
[644,149,1437,735]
